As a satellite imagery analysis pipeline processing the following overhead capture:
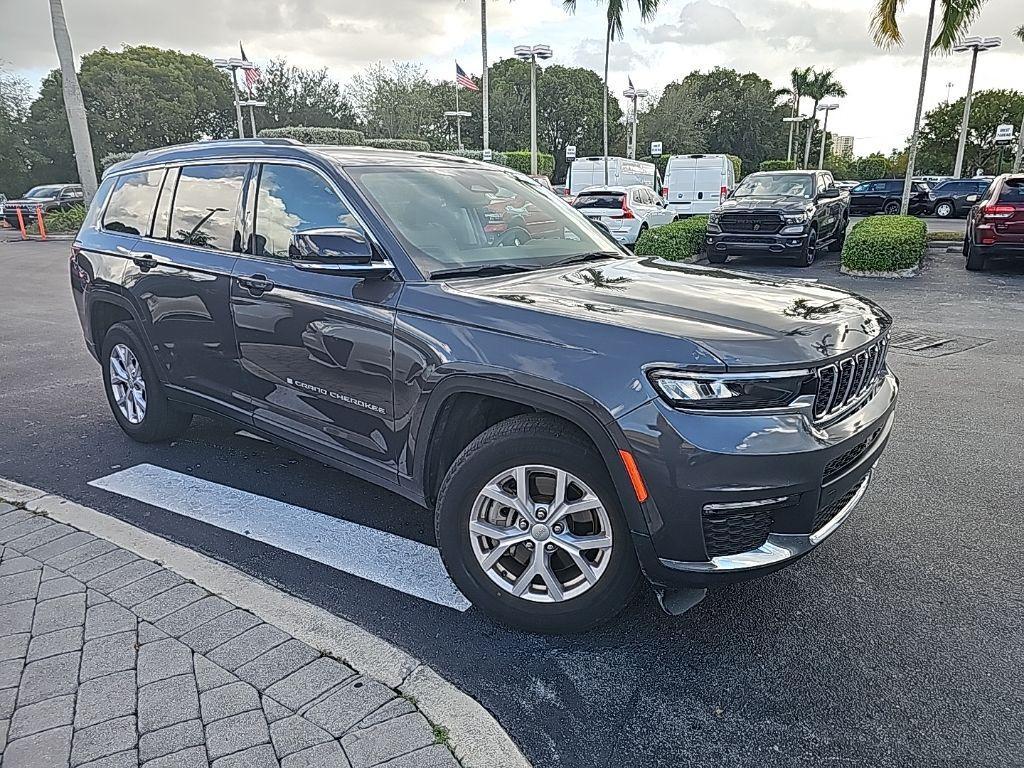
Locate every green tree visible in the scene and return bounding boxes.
[780,67,813,162]
[350,62,439,140]
[26,46,235,183]
[562,0,661,184]
[539,65,622,180]
[872,0,991,212]
[917,89,1024,174]
[0,67,36,197]
[256,59,357,131]
[1014,26,1024,171]
[801,69,847,168]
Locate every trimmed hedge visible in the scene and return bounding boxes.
[634,216,708,261]
[504,151,555,178]
[257,127,365,145]
[442,149,510,166]
[26,204,87,235]
[726,154,742,179]
[364,138,431,152]
[759,159,797,172]
[841,215,926,272]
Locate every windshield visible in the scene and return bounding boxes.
[24,185,65,199]
[347,165,622,277]
[734,174,814,198]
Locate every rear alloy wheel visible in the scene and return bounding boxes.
[101,322,192,442]
[883,201,901,215]
[828,221,848,252]
[935,201,954,219]
[795,228,818,267]
[435,414,640,633]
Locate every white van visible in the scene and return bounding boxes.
[568,157,661,197]
[663,154,736,216]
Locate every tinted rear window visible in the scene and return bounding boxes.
[103,170,164,236]
[168,164,247,251]
[998,179,1024,203]
[573,193,625,209]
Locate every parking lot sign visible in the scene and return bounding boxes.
[566,145,577,160]
[995,124,1014,142]
[650,141,663,157]
[482,148,493,161]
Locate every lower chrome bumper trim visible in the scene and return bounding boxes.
[661,470,872,574]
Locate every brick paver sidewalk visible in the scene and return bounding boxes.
[0,502,460,768]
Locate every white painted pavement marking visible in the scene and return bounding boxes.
[89,463,471,611]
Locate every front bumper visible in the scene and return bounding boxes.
[619,371,898,587]
[705,228,808,256]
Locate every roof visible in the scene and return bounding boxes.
[105,138,496,177]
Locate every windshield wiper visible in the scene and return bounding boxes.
[429,263,534,280]
[546,251,620,268]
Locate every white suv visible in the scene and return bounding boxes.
[571,185,676,246]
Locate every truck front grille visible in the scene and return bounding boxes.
[812,336,888,421]
[719,213,783,234]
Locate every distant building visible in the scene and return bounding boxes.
[833,135,855,160]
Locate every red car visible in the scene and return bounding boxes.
[964,174,1024,271]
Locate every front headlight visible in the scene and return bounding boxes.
[708,212,721,225]
[648,369,814,411]
[782,210,813,225]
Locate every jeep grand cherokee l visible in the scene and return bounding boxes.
[71,139,898,633]
[705,170,848,267]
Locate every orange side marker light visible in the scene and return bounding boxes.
[618,449,649,503]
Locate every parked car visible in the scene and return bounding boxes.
[2,183,84,227]
[529,175,554,192]
[848,178,931,216]
[963,173,1024,271]
[834,180,859,192]
[71,139,898,633]
[705,170,849,267]
[567,157,661,197]
[662,154,736,217]
[572,185,676,246]
[927,178,991,218]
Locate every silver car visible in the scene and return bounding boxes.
[571,185,676,245]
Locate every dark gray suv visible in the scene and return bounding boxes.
[71,139,898,633]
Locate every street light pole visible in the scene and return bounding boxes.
[817,104,839,170]
[952,36,1001,178]
[214,57,260,139]
[783,116,809,165]
[623,83,649,160]
[514,44,553,176]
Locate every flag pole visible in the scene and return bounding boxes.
[455,73,462,150]
[231,67,245,138]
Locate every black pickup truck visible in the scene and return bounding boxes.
[705,170,849,267]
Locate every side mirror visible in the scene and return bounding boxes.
[290,228,394,278]
[965,194,979,204]
[819,188,842,199]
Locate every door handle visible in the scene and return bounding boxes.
[237,274,275,295]
[131,255,158,271]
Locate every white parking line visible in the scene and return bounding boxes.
[89,463,470,611]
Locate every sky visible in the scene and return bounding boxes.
[1,0,1021,156]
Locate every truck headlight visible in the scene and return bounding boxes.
[782,211,812,225]
[648,369,814,411]
[708,212,721,226]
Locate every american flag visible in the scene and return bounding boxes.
[456,62,479,91]
[239,43,262,95]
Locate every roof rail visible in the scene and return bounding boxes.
[125,136,304,161]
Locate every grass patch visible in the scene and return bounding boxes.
[432,724,451,748]
[926,230,964,243]
[841,215,926,272]
[634,216,708,262]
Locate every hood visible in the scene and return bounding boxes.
[449,257,890,368]
[717,197,813,214]
[4,197,57,207]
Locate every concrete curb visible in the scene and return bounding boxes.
[0,476,531,768]
[840,265,920,279]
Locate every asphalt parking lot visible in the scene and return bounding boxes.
[1,233,1021,767]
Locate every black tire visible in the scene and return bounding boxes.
[965,242,986,271]
[827,220,848,252]
[707,251,728,264]
[794,228,818,267]
[934,200,954,219]
[883,200,900,215]
[100,322,192,443]
[434,414,641,634]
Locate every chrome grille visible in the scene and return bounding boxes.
[719,213,783,234]
[812,336,888,421]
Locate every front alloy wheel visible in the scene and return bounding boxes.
[935,201,954,218]
[469,465,613,603]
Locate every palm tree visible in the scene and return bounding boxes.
[47,0,97,204]
[871,0,990,214]
[801,69,847,169]
[563,0,661,184]
[783,67,813,164]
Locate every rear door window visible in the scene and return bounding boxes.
[167,163,248,251]
[103,170,165,236]
[252,163,361,259]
